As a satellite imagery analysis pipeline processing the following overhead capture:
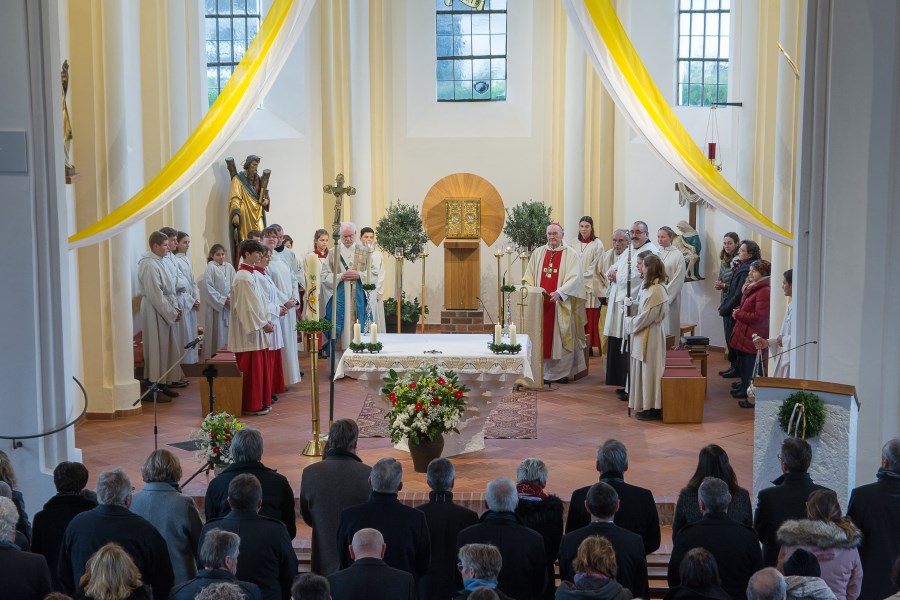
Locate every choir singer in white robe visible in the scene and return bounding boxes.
[173,232,201,364]
[522,222,587,384]
[263,227,301,387]
[657,226,687,341]
[199,244,235,360]
[360,227,387,332]
[624,253,668,421]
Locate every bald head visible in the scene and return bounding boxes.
[747,567,787,600]
[350,528,386,560]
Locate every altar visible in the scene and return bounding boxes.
[335,333,533,456]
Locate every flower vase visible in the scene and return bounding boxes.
[408,434,445,473]
[212,463,227,476]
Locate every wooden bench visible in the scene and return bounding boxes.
[661,367,706,424]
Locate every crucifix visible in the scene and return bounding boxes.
[543,250,560,279]
[323,173,356,426]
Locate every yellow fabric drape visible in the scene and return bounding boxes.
[68,0,313,249]
[320,0,353,225]
[582,61,615,240]
[550,0,568,224]
[369,0,387,223]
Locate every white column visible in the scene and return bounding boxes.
[349,1,373,229]
[562,25,586,235]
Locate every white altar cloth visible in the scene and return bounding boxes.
[335,333,532,456]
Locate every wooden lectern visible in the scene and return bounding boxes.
[752,377,860,507]
[515,285,544,388]
[182,354,244,418]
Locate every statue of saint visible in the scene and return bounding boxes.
[673,220,703,281]
[226,155,271,265]
[62,61,75,177]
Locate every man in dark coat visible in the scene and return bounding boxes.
[0,497,52,600]
[559,481,649,599]
[199,474,297,600]
[668,477,763,600]
[170,529,261,600]
[299,418,371,575]
[457,477,548,600]
[754,437,831,567]
[58,468,174,600]
[566,439,661,555]
[328,528,415,600]
[204,428,297,539]
[416,457,478,600]
[847,436,900,600]
[336,457,430,579]
[514,457,564,600]
[31,461,97,590]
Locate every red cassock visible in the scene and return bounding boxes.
[541,250,562,359]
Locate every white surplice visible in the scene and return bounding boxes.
[199,261,235,360]
[625,281,669,412]
[173,253,201,363]
[658,245,687,338]
[768,299,794,377]
[228,267,270,353]
[604,241,659,339]
[137,252,183,384]
[267,252,301,385]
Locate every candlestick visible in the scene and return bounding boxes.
[370,323,378,344]
[353,320,361,344]
[494,323,501,345]
[509,322,517,345]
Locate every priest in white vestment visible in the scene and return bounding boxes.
[360,227,387,332]
[756,268,793,377]
[604,221,659,393]
[576,216,606,355]
[522,222,587,383]
[321,222,368,355]
[263,227,301,387]
[598,229,629,357]
[624,254,669,421]
[199,244,235,360]
[657,226,687,340]
[137,232,183,393]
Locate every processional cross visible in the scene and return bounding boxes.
[324,173,357,232]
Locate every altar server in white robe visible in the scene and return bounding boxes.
[262,226,301,387]
[576,216,606,356]
[756,268,793,377]
[256,247,287,396]
[598,229,629,356]
[200,244,235,360]
[522,222,587,383]
[137,231,182,394]
[321,222,368,355]
[624,253,669,421]
[158,227,185,383]
[360,226,386,332]
[605,221,659,394]
[657,226,687,340]
[173,232,201,364]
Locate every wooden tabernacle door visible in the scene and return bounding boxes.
[445,239,480,309]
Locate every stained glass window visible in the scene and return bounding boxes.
[206,0,261,107]
[436,0,507,102]
[677,0,730,107]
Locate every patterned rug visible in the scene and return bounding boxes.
[357,390,537,439]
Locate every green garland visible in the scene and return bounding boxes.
[348,342,383,353]
[488,342,522,354]
[778,390,826,439]
[296,318,331,334]
[500,284,517,293]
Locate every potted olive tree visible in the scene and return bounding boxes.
[376,200,430,333]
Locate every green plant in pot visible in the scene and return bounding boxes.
[502,200,552,253]
[384,293,428,334]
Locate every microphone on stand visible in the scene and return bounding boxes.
[184,335,203,350]
[475,297,495,325]
[761,340,817,360]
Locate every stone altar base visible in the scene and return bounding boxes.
[441,309,490,333]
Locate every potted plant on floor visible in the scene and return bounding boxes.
[383,292,429,334]
[382,365,469,472]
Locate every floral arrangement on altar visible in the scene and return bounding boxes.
[381,365,469,445]
[190,411,244,465]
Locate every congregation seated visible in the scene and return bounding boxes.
[748,568,788,600]
[77,542,153,600]
[327,528,415,600]
[130,449,202,586]
[663,548,730,600]
[196,582,249,600]
[673,444,753,538]
[566,439,661,555]
[514,457,564,600]
[169,528,262,600]
[668,477,762,600]
[199,473,297,600]
[0,496,52,599]
[458,477,548,600]
[0,449,33,544]
[335,457,430,580]
[556,535,632,600]
[559,481,649,599]
[0,481,31,550]
[59,468,173,600]
[204,428,297,539]
[416,457,478,600]
[291,574,330,600]
[454,543,515,600]
[31,461,97,590]
[299,418,372,575]
[782,548,836,600]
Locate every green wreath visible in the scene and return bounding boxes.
[778,390,826,439]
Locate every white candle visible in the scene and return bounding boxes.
[370,323,378,344]
[494,323,501,345]
[353,320,361,344]
[509,322,517,345]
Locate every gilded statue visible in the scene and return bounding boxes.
[226,155,271,265]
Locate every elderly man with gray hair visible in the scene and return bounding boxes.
[169,529,262,600]
[747,567,788,600]
[847,435,900,600]
[454,543,515,600]
[328,528,414,599]
[321,220,368,355]
[457,478,548,600]
[0,496,52,599]
[668,477,763,600]
[336,458,430,579]
[204,427,297,539]
[514,457,563,600]
[566,439,661,554]
[58,467,174,600]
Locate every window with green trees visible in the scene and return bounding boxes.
[205,0,261,106]
[677,0,730,107]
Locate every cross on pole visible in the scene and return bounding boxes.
[324,173,357,234]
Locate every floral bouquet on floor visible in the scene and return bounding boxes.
[381,365,469,445]
[190,411,244,466]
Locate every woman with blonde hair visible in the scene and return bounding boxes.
[557,535,632,599]
[78,543,152,600]
[777,489,862,600]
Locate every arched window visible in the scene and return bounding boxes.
[436,0,507,101]
[677,0,730,107]
[205,0,261,106]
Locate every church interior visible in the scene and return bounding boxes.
[2,0,899,584]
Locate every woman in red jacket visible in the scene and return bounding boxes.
[731,259,771,406]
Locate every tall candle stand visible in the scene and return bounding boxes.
[503,244,515,333]
[302,332,325,456]
[494,248,504,327]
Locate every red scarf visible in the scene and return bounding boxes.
[314,249,328,258]
[238,263,255,273]
[578,235,594,244]
[516,481,548,500]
